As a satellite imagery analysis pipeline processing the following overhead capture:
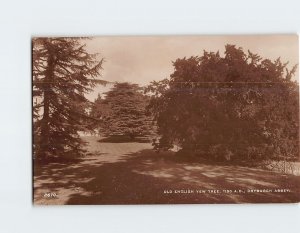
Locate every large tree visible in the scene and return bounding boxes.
[33,37,105,158]
[146,45,299,161]
[90,82,154,141]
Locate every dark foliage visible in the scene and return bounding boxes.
[32,37,105,158]
[146,45,299,161]
[98,135,151,143]
[90,82,155,140]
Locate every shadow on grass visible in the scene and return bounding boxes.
[34,146,300,205]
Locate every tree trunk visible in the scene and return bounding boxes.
[38,49,55,157]
[129,134,135,141]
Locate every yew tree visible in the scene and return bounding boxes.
[147,45,299,161]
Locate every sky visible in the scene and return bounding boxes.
[85,35,299,101]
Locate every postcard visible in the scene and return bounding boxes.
[32,35,299,204]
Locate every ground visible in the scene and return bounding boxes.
[33,136,300,205]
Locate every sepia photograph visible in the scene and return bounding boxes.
[32,35,300,205]
[3,0,300,232]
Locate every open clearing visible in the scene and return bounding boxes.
[33,136,300,204]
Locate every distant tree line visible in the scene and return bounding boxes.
[90,82,155,142]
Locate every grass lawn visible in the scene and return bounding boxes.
[33,136,300,204]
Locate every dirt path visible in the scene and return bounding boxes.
[33,136,300,204]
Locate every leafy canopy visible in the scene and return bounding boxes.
[90,82,154,141]
[33,37,105,158]
[146,44,299,161]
